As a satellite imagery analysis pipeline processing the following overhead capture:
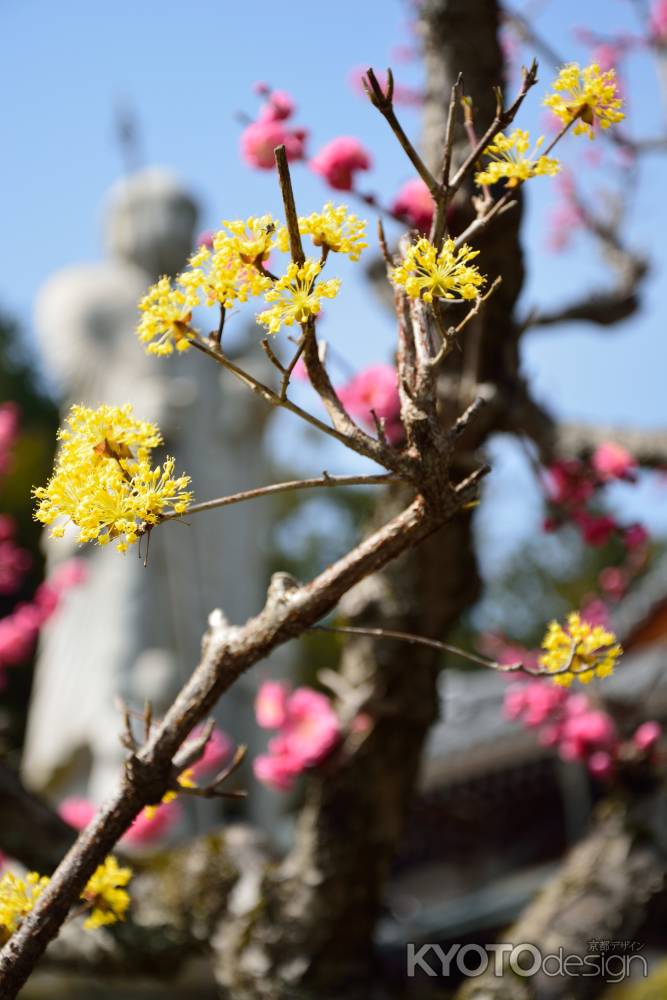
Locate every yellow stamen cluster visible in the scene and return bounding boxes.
[475,130,560,188]
[392,238,485,303]
[539,612,622,686]
[137,276,199,357]
[544,63,625,139]
[80,856,132,930]
[278,204,367,261]
[180,240,271,310]
[0,872,49,945]
[136,210,359,352]
[0,856,131,941]
[33,404,192,553]
[257,260,341,334]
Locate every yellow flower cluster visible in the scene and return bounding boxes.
[544,63,625,139]
[539,612,622,686]
[0,871,49,945]
[137,210,358,352]
[33,404,192,553]
[257,260,341,333]
[475,130,561,188]
[278,203,367,261]
[392,238,485,303]
[81,856,132,930]
[137,276,199,357]
[0,856,131,941]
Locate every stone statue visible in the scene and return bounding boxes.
[23,168,282,828]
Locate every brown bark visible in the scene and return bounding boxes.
[456,785,667,1000]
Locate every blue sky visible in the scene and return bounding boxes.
[2,0,666,567]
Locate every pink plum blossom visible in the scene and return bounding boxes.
[337,364,404,445]
[310,137,371,191]
[391,178,434,234]
[240,118,307,170]
[255,680,289,729]
[592,442,637,482]
[575,511,618,547]
[624,523,649,550]
[633,721,662,752]
[0,403,19,480]
[189,724,233,780]
[59,797,96,830]
[125,801,180,845]
[253,684,341,791]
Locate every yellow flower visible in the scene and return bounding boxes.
[137,276,199,357]
[257,260,340,334]
[81,856,132,930]
[475,130,560,188]
[180,239,271,309]
[278,204,367,261]
[56,402,162,468]
[219,214,279,264]
[391,238,485,303]
[0,871,49,944]
[33,405,192,552]
[539,612,622,686]
[544,63,625,139]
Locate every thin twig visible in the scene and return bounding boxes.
[364,67,441,198]
[159,473,403,523]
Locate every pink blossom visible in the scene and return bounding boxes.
[503,681,569,727]
[49,558,87,590]
[258,90,296,122]
[59,797,96,830]
[0,403,19,479]
[624,523,649,550]
[650,0,667,41]
[60,796,179,845]
[185,724,233,781]
[581,597,611,628]
[125,802,180,845]
[546,459,594,508]
[277,688,340,767]
[391,178,434,234]
[0,531,31,595]
[240,118,307,170]
[0,558,84,672]
[310,137,371,191]
[587,751,614,780]
[254,684,341,791]
[592,442,637,482]
[559,709,617,762]
[633,721,662,752]
[197,230,215,249]
[291,357,309,382]
[598,567,626,601]
[337,364,403,445]
[253,752,299,791]
[575,511,618,547]
[255,680,289,729]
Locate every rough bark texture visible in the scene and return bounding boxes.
[456,782,667,1000]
